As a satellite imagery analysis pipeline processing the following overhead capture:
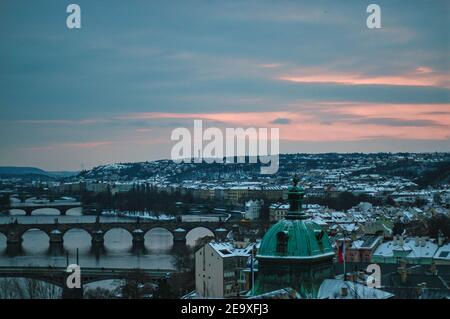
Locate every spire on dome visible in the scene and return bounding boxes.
[287,175,306,219]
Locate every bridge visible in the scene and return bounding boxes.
[9,201,84,216]
[0,217,265,249]
[0,266,174,298]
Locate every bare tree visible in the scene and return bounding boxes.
[0,278,61,299]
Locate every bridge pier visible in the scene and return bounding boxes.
[49,229,64,255]
[59,208,67,216]
[91,230,104,245]
[24,208,33,216]
[132,229,145,254]
[6,231,22,246]
[6,243,22,256]
[62,286,84,299]
[49,229,63,244]
[173,228,187,245]
[6,232,22,255]
[132,229,145,245]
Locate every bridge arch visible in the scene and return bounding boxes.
[103,227,133,249]
[103,227,133,238]
[144,227,174,250]
[62,227,92,239]
[8,208,27,216]
[21,228,51,252]
[143,226,173,237]
[64,206,83,216]
[62,228,92,252]
[31,208,61,216]
[185,227,215,247]
[20,227,51,239]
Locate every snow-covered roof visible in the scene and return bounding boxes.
[373,237,438,259]
[318,279,394,299]
[434,243,450,261]
[209,241,255,258]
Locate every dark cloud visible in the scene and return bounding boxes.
[271,118,292,125]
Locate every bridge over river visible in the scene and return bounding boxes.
[9,201,85,216]
[0,265,174,298]
[0,217,265,250]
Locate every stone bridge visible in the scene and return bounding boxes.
[0,217,265,249]
[9,202,84,216]
[0,266,174,298]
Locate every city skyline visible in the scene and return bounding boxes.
[1,0,449,170]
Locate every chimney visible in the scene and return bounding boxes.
[415,236,420,247]
[340,286,348,297]
[438,230,445,247]
[393,235,398,245]
[420,237,426,247]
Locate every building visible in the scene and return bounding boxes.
[85,182,109,193]
[433,241,450,265]
[347,236,383,263]
[253,176,335,298]
[372,235,438,265]
[244,199,263,220]
[381,264,450,299]
[195,241,254,298]
[318,279,394,299]
[269,203,289,222]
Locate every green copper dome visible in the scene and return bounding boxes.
[257,175,333,260]
[253,176,334,298]
[257,218,334,260]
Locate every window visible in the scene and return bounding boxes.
[219,249,232,255]
[276,231,288,254]
[439,251,449,258]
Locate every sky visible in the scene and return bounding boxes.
[0,0,449,171]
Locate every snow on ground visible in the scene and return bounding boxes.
[101,210,175,220]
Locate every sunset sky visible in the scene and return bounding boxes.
[0,0,449,170]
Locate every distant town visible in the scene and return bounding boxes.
[0,152,449,299]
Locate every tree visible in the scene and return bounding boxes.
[0,278,60,299]
[115,270,155,299]
[84,287,116,299]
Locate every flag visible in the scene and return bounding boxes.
[338,241,345,263]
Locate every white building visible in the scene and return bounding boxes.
[195,241,254,298]
[372,235,438,264]
[244,199,262,220]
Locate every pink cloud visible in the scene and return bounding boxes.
[118,102,450,143]
[277,66,450,88]
[257,63,283,69]
[117,111,306,127]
